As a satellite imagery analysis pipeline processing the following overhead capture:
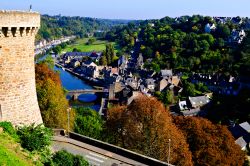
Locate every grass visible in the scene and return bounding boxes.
[0,132,34,166]
[62,38,120,53]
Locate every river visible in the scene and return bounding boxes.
[54,66,100,111]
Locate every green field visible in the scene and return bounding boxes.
[62,38,120,53]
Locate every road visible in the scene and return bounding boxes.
[52,136,147,166]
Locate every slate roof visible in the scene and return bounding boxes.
[239,122,250,133]
[161,69,173,78]
[235,137,247,149]
[145,78,155,85]
[188,96,210,108]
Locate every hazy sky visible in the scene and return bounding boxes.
[1,0,249,19]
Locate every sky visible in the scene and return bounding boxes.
[1,0,249,20]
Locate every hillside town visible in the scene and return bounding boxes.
[1,2,250,164]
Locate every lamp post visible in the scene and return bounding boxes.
[67,107,71,136]
[168,138,171,165]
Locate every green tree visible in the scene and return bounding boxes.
[215,24,231,39]
[87,38,96,45]
[74,108,104,139]
[99,55,107,66]
[52,150,89,166]
[53,45,62,55]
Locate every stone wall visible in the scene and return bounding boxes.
[0,11,43,126]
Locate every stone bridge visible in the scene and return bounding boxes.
[67,89,107,100]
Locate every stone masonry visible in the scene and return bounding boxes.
[0,10,43,126]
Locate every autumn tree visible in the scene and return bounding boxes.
[35,63,75,129]
[173,116,246,166]
[106,96,193,166]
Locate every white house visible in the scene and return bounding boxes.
[204,23,216,33]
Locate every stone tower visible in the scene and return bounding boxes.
[0,11,43,126]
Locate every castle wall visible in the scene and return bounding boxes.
[0,11,43,126]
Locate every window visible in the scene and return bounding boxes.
[0,46,2,55]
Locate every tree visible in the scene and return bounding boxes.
[157,90,175,106]
[74,108,104,139]
[17,124,52,152]
[106,96,193,165]
[52,45,62,55]
[35,63,75,129]
[72,48,81,52]
[99,55,107,66]
[215,24,231,39]
[52,150,89,166]
[173,116,245,166]
[87,38,96,45]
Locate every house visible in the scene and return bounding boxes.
[82,60,98,68]
[62,52,92,63]
[204,23,216,33]
[161,69,173,79]
[229,121,250,151]
[125,77,140,90]
[118,55,128,75]
[89,52,102,62]
[158,79,169,92]
[178,100,188,111]
[235,137,247,150]
[127,91,143,105]
[145,78,155,91]
[81,61,99,78]
[70,59,80,68]
[103,67,121,85]
[191,73,240,95]
[108,82,125,100]
[188,96,210,109]
[176,95,211,116]
[136,53,144,69]
[239,122,250,133]
[139,85,150,95]
[171,76,181,87]
[229,29,246,44]
[118,55,128,67]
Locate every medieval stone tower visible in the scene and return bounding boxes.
[0,10,43,125]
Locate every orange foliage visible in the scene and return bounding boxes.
[35,63,75,129]
[173,116,245,166]
[107,96,193,166]
[35,63,61,85]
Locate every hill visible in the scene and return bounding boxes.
[0,131,34,166]
[36,15,138,41]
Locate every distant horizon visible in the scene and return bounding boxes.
[40,13,248,21]
[1,0,250,20]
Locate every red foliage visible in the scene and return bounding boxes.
[173,116,245,166]
[107,96,193,166]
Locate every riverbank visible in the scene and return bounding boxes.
[55,62,105,87]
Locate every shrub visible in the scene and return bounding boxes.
[52,150,89,166]
[0,121,18,140]
[17,124,52,152]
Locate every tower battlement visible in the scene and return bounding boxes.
[0,11,40,38]
[0,10,43,126]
